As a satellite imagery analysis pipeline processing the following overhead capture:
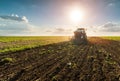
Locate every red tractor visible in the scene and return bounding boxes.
[72,28,88,45]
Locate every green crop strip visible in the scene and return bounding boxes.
[0,36,69,53]
[101,36,120,41]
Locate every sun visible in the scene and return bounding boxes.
[70,8,85,23]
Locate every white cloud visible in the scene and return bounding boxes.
[0,15,50,36]
[45,27,73,36]
[108,3,115,7]
[11,14,14,16]
[0,24,6,27]
[85,22,120,36]
[55,28,65,32]
[0,14,28,23]
[0,14,119,36]
[0,16,39,36]
[22,16,28,23]
[15,14,19,17]
[99,22,120,32]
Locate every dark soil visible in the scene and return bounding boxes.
[0,37,120,81]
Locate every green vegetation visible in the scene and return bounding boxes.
[0,36,119,53]
[101,36,120,41]
[0,36,69,42]
[0,57,14,65]
[0,37,120,81]
[0,36,69,53]
[0,45,34,53]
[1,57,14,62]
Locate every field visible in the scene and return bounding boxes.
[0,36,69,53]
[0,36,120,81]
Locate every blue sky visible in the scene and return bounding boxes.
[0,0,120,36]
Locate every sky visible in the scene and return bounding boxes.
[0,0,120,36]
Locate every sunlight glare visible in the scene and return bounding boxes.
[70,8,85,23]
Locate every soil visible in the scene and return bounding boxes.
[0,37,120,81]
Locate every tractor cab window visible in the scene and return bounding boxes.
[75,28,85,34]
[81,30,84,33]
[79,29,84,33]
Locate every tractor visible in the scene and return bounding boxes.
[72,28,88,45]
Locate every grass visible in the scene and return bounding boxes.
[0,36,69,53]
[0,36,69,42]
[0,36,119,53]
[1,57,14,62]
[0,57,14,65]
[0,45,34,53]
[101,36,120,41]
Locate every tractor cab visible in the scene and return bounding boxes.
[73,28,87,45]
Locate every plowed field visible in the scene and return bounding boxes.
[0,37,120,81]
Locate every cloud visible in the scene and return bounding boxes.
[45,27,73,36]
[0,24,6,27]
[0,22,29,36]
[0,14,28,23]
[44,22,120,36]
[55,28,65,32]
[46,30,52,32]
[0,15,49,36]
[0,15,38,36]
[22,16,28,23]
[99,22,120,32]
[108,3,115,7]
